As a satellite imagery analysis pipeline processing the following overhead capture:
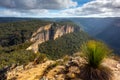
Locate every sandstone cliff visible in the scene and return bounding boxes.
[27,23,80,53]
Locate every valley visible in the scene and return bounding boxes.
[0,0,119,80]
[0,17,120,80]
[0,19,90,69]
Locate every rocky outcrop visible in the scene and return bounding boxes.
[53,25,74,40]
[27,23,80,53]
[6,56,85,80]
[102,58,120,80]
[7,60,55,80]
[6,55,120,80]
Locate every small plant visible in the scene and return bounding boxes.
[80,40,113,80]
[81,40,112,68]
[33,53,47,65]
[63,55,70,62]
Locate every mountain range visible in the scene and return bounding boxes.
[0,17,120,80]
[42,17,120,54]
[0,17,120,54]
[0,19,90,70]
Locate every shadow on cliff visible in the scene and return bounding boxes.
[0,66,10,80]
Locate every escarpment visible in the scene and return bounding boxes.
[27,23,80,53]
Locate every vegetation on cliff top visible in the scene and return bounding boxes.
[39,31,90,59]
[0,20,52,47]
[0,42,36,69]
[0,20,79,47]
[80,40,113,80]
[0,20,85,69]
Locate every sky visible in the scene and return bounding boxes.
[0,0,120,17]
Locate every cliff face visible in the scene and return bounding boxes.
[27,23,80,53]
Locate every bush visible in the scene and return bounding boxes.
[80,40,112,80]
[33,53,47,65]
[81,40,112,68]
[0,50,36,69]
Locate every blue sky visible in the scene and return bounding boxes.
[74,0,91,6]
[0,0,120,17]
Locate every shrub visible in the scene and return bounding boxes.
[80,40,112,80]
[33,53,47,65]
[0,50,36,69]
[81,40,112,68]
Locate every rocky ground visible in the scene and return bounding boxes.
[102,58,120,80]
[1,56,120,80]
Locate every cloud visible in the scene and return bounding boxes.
[0,0,77,9]
[0,9,49,17]
[61,0,120,17]
[0,0,119,17]
[0,9,21,17]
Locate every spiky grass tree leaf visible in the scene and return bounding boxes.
[80,40,113,80]
[81,40,112,68]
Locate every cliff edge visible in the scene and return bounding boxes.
[27,23,80,53]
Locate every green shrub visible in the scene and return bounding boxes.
[33,53,47,64]
[0,50,36,69]
[80,40,113,80]
[81,40,112,68]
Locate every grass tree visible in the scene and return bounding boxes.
[80,40,113,80]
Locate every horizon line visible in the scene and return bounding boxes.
[0,16,120,18]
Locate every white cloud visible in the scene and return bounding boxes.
[0,9,49,17]
[60,0,120,17]
[0,0,119,17]
[0,9,21,17]
[0,0,77,9]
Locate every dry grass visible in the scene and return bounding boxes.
[80,64,113,80]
